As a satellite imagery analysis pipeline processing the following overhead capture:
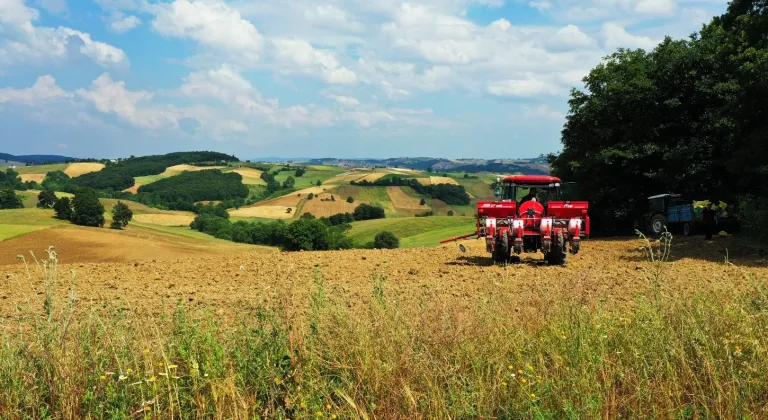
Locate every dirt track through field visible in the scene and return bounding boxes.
[1,236,765,324]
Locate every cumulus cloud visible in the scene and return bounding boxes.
[0,75,72,104]
[152,0,264,59]
[0,0,127,68]
[602,22,658,50]
[36,0,68,14]
[110,14,142,33]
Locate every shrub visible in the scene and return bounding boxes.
[316,180,322,186]
[71,188,105,227]
[419,198,426,205]
[284,219,329,251]
[282,176,295,189]
[447,210,454,216]
[300,213,316,220]
[295,167,306,177]
[374,231,400,249]
[347,196,354,203]
[110,201,133,229]
[0,188,23,209]
[308,193,314,200]
[37,190,58,209]
[353,203,385,221]
[53,197,73,220]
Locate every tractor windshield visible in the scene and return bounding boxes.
[501,183,559,203]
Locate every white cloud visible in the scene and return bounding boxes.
[323,93,360,107]
[602,22,657,50]
[303,5,363,32]
[0,0,127,68]
[633,0,677,16]
[152,0,264,59]
[110,14,141,33]
[270,38,357,85]
[529,1,552,12]
[488,78,564,97]
[524,105,564,121]
[75,74,159,128]
[0,75,72,104]
[36,0,68,14]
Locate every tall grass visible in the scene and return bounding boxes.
[1,242,767,418]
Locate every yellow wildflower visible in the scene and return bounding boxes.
[517,369,523,375]
[126,368,133,374]
[530,393,536,398]
[507,365,513,370]
[316,411,323,417]
[326,404,332,410]
[100,375,107,381]
[527,365,534,371]
[143,349,150,354]
[145,406,151,411]
[332,415,338,419]
[521,378,527,384]
[301,402,307,409]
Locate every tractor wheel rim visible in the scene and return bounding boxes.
[653,220,662,232]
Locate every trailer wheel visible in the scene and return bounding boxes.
[683,222,692,236]
[650,214,666,236]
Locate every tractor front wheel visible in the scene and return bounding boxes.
[546,231,567,265]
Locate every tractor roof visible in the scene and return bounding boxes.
[502,175,561,185]
[648,193,682,199]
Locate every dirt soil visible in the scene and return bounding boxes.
[1,235,765,324]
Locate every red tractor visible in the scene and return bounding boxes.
[440,175,590,265]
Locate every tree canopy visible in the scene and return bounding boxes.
[548,0,768,235]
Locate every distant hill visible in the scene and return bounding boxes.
[300,157,550,175]
[0,153,73,165]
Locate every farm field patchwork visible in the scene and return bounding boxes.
[300,193,363,217]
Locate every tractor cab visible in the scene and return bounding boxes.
[496,175,564,219]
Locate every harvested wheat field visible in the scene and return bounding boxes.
[166,164,226,172]
[133,213,195,226]
[0,236,765,321]
[230,205,294,219]
[19,173,46,183]
[227,168,264,184]
[64,162,105,177]
[430,176,460,185]
[357,172,387,182]
[386,186,425,211]
[300,193,363,217]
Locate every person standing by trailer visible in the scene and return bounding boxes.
[702,202,716,240]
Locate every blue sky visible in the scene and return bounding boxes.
[0,0,729,160]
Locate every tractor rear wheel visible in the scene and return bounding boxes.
[650,214,666,236]
[493,234,510,264]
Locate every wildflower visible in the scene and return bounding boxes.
[511,373,516,377]
[332,415,337,419]
[147,376,156,383]
[316,411,323,417]
[144,349,150,354]
[326,404,332,410]
[274,377,282,385]
[517,369,523,375]
[301,402,307,409]
[530,393,536,398]
[507,365,513,370]
[521,378,527,384]
[145,406,151,412]
[527,365,534,371]
[502,381,507,386]
[100,375,107,381]
[126,368,133,374]
[119,375,127,381]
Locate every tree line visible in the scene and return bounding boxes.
[547,0,768,238]
[190,202,390,250]
[351,176,471,205]
[72,151,239,191]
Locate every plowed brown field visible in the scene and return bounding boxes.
[1,235,765,323]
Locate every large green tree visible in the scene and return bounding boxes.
[548,0,768,234]
[0,188,23,209]
[71,188,105,227]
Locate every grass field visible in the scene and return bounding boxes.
[274,167,346,189]
[13,163,69,174]
[347,216,475,246]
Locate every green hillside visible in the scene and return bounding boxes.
[347,216,475,248]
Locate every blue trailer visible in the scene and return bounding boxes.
[636,193,699,236]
